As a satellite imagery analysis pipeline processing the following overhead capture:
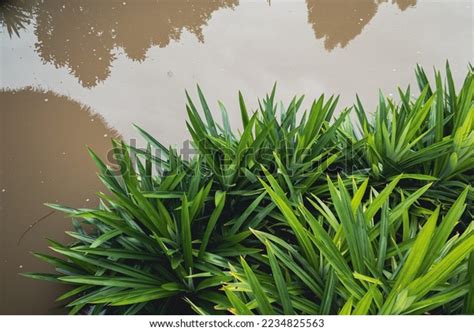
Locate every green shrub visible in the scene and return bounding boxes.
[24,63,474,315]
[224,173,472,314]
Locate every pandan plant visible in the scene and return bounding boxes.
[24,63,473,315]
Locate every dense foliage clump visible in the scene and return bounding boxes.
[25,64,474,315]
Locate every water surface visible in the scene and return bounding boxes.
[1,0,472,314]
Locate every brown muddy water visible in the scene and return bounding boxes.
[0,0,473,314]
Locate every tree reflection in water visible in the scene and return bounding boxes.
[0,87,119,314]
[1,0,417,87]
[1,0,239,88]
[307,0,417,51]
[0,0,35,37]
